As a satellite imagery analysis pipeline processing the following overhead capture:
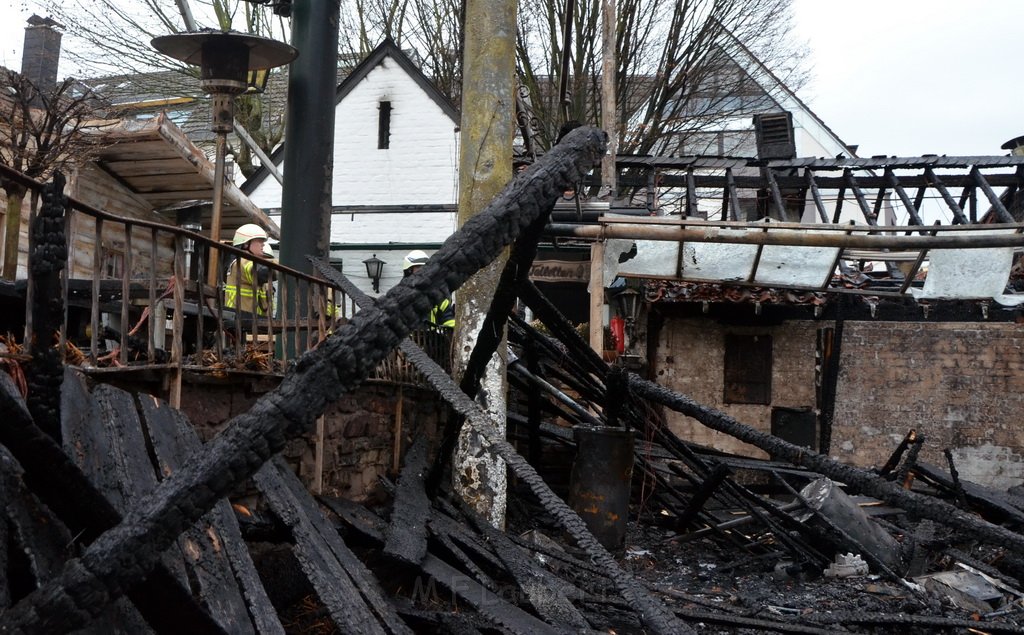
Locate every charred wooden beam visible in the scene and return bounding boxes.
[878,428,916,477]
[675,463,730,531]
[254,458,411,635]
[24,172,67,442]
[806,610,1024,633]
[674,606,841,634]
[459,503,590,630]
[943,448,970,510]
[894,435,925,488]
[0,128,608,634]
[924,167,970,225]
[0,370,228,635]
[313,263,688,635]
[384,435,431,566]
[628,375,1024,557]
[913,461,1024,528]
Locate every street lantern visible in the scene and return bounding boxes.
[615,286,642,325]
[363,254,385,293]
[152,29,297,287]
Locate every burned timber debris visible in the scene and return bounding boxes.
[3,127,1024,633]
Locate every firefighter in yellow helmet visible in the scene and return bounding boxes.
[402,250,455,329]
[224,224,274,334]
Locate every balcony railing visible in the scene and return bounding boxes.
[3,167,449,401]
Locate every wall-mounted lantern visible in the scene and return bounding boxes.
[151,29,297,287]
[615,286,642,326]
[363,254,385,293]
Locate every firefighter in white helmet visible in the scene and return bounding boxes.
[402,250,455,329]
[224,224,274,333]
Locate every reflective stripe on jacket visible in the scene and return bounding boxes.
[429,297,455,328]
[224,258,269,315]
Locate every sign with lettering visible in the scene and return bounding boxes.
[530,259,590,282]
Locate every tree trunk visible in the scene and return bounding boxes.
[453,0,517,528]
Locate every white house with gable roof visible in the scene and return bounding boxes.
[242,38,460,297]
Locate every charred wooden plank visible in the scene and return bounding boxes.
[254,458,411,635]
[138,394,283,635]
[460,503,589,630]
[324,496,561,635]
[0,128,607,634]
[393,604,486,635]
[313,261,689,635]
[93,384,258,633]
[629,374,1024,557]
[415,549,562,635]
[383,435,431,566]
[913,461,1024,527]
[806,609,1024,633]
[0,369,227,634]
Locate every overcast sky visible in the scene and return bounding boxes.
[1,1,1022,158]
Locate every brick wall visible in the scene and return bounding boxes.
[833,321,1024,489]
[653,318,819,458]
[652,316,1024,490]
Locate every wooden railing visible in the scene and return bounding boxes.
[4,167,448,392]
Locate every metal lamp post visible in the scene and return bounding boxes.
[152,30,297,287]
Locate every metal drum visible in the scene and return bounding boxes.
[569,425,635,550]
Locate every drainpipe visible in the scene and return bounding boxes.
[453,0,517,528]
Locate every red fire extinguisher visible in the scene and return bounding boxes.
[610,316,625,353]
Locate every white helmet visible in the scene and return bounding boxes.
[232,223,268,247]
[402,250,430,271]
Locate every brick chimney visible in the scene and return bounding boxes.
[21,15,64,93]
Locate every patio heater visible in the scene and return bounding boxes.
[152,30,297,287]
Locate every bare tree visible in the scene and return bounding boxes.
[516,0,810,155]
[34,0,807,180]
[0,69,104,279]
[36,0,290,177]
[341,0,807,159]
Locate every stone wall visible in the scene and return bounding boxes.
[181,379,445,502]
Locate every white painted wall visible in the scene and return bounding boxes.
[247,55,460,210]
[249,51,461,298]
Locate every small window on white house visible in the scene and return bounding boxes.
[378,101,392,149]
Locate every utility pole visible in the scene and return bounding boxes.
[453,0,517,527]
[278,0,340,353]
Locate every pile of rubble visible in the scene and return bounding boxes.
[3,126,1024,634]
